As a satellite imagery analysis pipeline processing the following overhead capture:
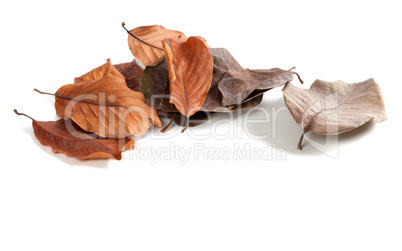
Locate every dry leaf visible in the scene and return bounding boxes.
[139,57,170,109]
[74,59,124,83]
[219,68,295,106]
[123,23,187,67]
[54,59,161,138]
[163,36,213,118]
[138,48,277,130]
[14,110,134,160]
[114,60,144,91]
[283,78,387,150]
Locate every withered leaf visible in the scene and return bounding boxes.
[283,78,387,150]
[114,59,144,91]
[205,48,264,112]
[163,36,214,118]
[139,57,169,109]
[55,59,161,138]
[138,48,276,130]
[140,48,288,113]
[123,23,187,67]
[158,110,213,132]
[219,68,295,106]
[14,110,134,160]
[74,59,124,83]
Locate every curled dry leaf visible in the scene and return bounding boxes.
[219,68,295,106]
[139,48,288,130]
[123,23,187,67]
[283,78,387,150]
[114,59,144,91]
[54,59,161,138]
[206,48,264,112]
[14,110,134,160]
[163,36,214,118]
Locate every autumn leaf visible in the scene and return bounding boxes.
[114,59,144,91]
[219,68,295,106]
[139,57,170,109]
[123,22,187,67]
[163,36,214,118]
[138,48,290,131]
[74,59,124,83]
[283,78,387,150]
[139,47,292,114]
[14,110,134,160]
[43,59,161,138]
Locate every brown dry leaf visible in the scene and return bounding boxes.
[54,59,161,138]
[283,78,387,150]
[139,48,263,112]
[114,60,144,91]
[74,59,124,83]
[138,48,284,131]
[163,36,213,118]
[14,110,134,160]
[123,23,187,67]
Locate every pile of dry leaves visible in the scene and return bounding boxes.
[15,23,387,160]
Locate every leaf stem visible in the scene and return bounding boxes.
[160,113,176,133]
[34,88,55,96]
[293,72,304,84]
[14,109,35,121]
[122,22,163,51]
[288,67,304,84]
[297,133,305,150]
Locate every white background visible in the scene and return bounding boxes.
[1,0,401,250]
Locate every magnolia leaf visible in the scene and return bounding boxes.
[123,23,187,67]
[283,78,387,150]
[52,59,161,138]
[114,60,144,91]
[14,110,134,160]
[163,36,214,118]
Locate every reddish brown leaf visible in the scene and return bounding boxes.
[163,36,213,118]
[14,110,134,160]
[54,59,161,138]
[114,60,144,91]
[124,23,187,67]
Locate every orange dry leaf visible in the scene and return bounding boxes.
[163,36,213,118]
[124,23,187,67]
[55,59,161,138]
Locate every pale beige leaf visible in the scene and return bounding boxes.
[283,78,387,149]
